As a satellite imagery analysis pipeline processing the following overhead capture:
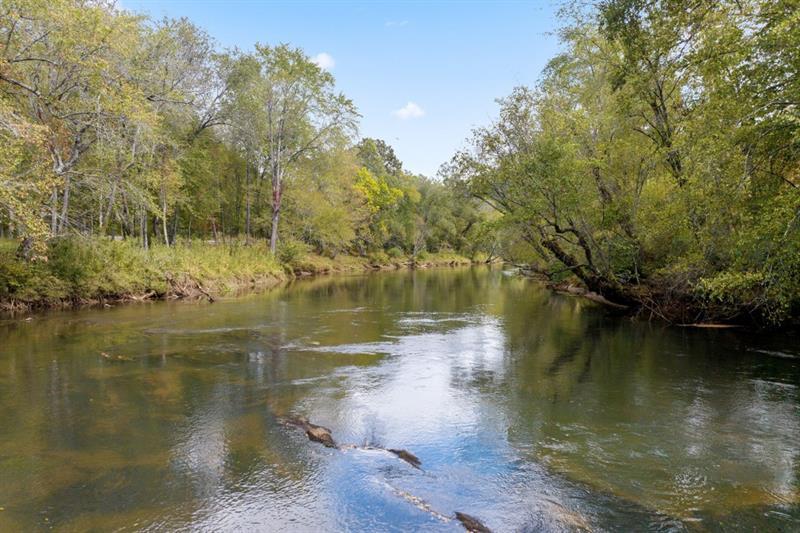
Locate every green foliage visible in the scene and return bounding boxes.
[277,239,311,267]
[386,247,404,259]
[444,0,800,323]
[2,0,797,326]
[696,272,767,306]
[367,251,390,266]
[354,167,404,215]
[0,237,285,306]
[356,138,403,177]
[0,246,68,302]
[281,147,363,257]
[0,1,489,302]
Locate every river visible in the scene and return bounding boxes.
[0,267,798,531]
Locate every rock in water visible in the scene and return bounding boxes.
[305,423,336,448]
[100,351,133,362]
[455,512,493,533]
[284,416,337,449]
[387,448,422,469]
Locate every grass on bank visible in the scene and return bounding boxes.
[0,238,474,309]
[0,238,285,307]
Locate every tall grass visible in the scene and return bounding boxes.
[0,237,284,306]
[0,237,475,309]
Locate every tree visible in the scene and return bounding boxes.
[247,44,358,253]
[446,0,800,321]
[357,138,403,177]
[0,98,52,257]
[0,0,146,238]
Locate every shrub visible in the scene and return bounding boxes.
[386,247,404,259]
[277,239,311,266]
[368,251,390,265]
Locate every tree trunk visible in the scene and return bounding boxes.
[539,235,634,306]
[171,207,179,245]
[139,206,149,250]
[57,175,71,234]
[162,216,169,246]
[269,169,282,254]
[50,188,58,235]
[100,180,118,236]
[161,183,169,246]
[269,209,280,253]
[245,162,251,244]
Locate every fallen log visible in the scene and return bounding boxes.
[455,512,493,533]
[388,448,422,469]
[555,285,629,310]
[677,323,743,329]
[283,416,425,468]
[338,444,423,469]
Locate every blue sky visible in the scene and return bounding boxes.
[125,1,563,177]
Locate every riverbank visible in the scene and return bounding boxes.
[0,238,475,314]
[517,270,799,330]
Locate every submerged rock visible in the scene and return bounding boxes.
[100,351,133,362]
[284,416,337,448]
[387,448,422,469]
[455,512,493,533]
[384,482,451,523]
[541,499,593,531]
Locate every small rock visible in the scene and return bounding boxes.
[305,424,336,448]
[285,416,337,448]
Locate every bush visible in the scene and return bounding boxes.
[0,251,67,301]
[277,239,311,266]
[386,247,404,259]
[368,251,390,265]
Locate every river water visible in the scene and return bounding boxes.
[0,267,798,531]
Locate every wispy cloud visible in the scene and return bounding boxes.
[385,20,409,27]
[311,52,335,71]
[392,101,425,120]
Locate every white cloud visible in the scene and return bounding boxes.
[312,52,335,71]
[392,101,425,120]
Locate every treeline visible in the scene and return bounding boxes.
[3,0,799,326]
[0,0,490,263]
[445,0,800,324]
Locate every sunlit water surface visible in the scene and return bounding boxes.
[0,268,798,531]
